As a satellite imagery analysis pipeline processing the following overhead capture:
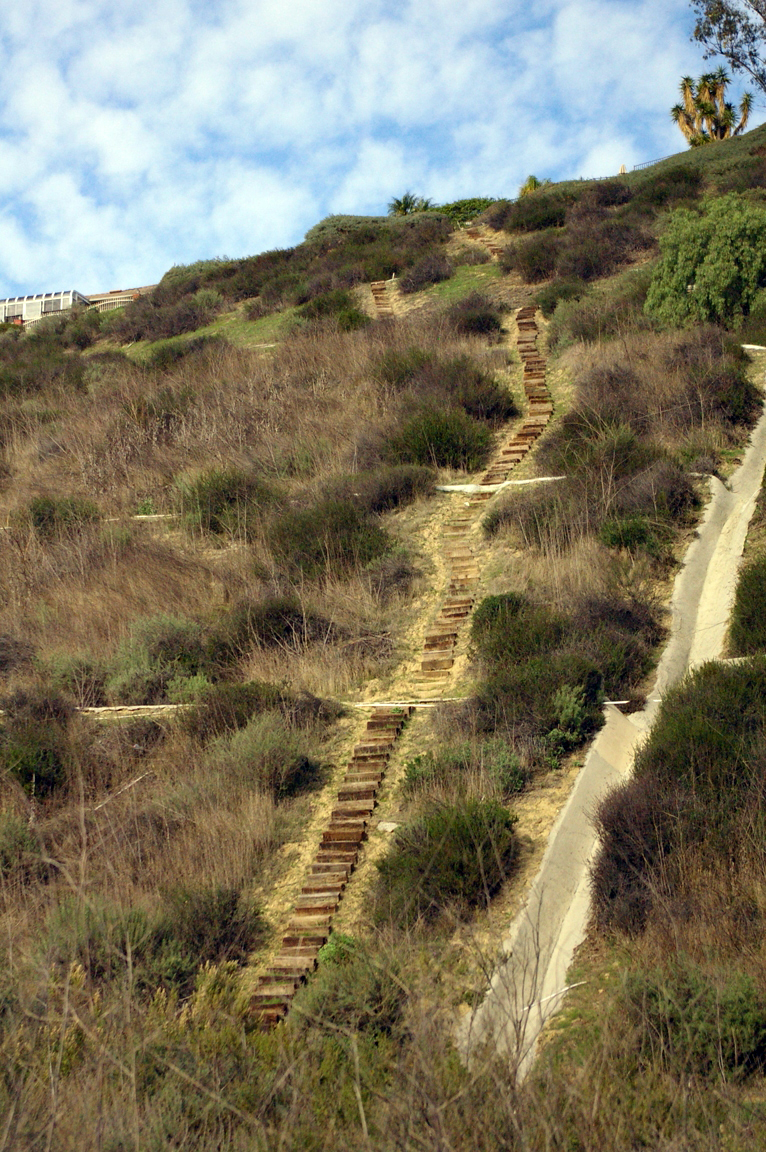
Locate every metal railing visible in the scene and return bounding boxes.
[633,154,676,171]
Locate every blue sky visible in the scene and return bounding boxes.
[0,0,758,297]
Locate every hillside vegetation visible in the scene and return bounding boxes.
[2,129,766,1148]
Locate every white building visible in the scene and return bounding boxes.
[0,289,90,324]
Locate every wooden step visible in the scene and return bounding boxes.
[309,862,351,876]
[282,932,329,948]
[251,985,296,1003]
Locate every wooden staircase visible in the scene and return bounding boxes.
[370,279,397,319]
[250,707,412,1026]
[464,226,506,259]
[415,304,551,691]
[249,305,552,1025]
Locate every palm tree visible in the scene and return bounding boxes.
[387,192,434,216]
[519,175,552,197]
[672,68,752,146]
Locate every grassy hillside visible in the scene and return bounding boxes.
[2,129,766,1147]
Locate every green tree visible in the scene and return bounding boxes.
[387,191,434,216]
[691,1,766,95]
[645,193,766,327]
[671,68,752,145]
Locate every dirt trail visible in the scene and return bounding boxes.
[458,398,766,1079]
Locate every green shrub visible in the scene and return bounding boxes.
[326,465,435,513]
[106,614,208,704]
[436,198,497,225]
[46,651,107,707]
[445,292,504,335]
[184,680,338,741]
[23,495,100,539]
[147,334,221,371]
[399,253,453,293]
[548,269,653,347]
[599,515,662,557]
[46,886,266,997]
[503,230,562,282]
[467,590,657,745]
[175,467,275,538]
[632,164,702,209]
[0,689,73,796]
[0,812,45,882]
[471,593,567,665]
[155,884,267,986]
[623,961,766,1080]
[421,356,516,425]
[499,190,573,232]
[402,739,527,798]
[0,331,86,397]
[205,712,321,798]
[645,193,766,327]
[375,799,519,927]
[390,353,515,427]
[592,658,766,933]
[556,216,651,282]
[219,596,336,652]
[292,935,406,1036]
[268,498,391,579]
[298,289,371,331]
[385,408,491,470]
[535,278,586,318]
[730,554,766,654]
[739,288,766,344]
[374,347,434,390]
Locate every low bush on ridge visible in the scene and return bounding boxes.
[175,467,276,538]
[375,799,519,927]
[730,553,766,654]
[465,591,657,751]
[268,497,391,579]
[385,407,492,470]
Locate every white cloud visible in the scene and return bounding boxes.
[0,0,757,296]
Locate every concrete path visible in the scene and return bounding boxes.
[458,403,766,1078]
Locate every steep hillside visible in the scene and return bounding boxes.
[2,131,766,1148]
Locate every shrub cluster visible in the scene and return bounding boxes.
[645,193,766,328]
[398,252,453,294]
[546,268,653,348]
[0,688,74,796]
[385,408,492,470]
[268,497,392,579]
[592,658,766,935]
[374,350,515,471]
[113,215,455,339]
[0,328,86,397]
[375,799,519,927]
[445,292,504,336]
[175,467,276,539]
[48,883,267,997]
[297,288,371,331]
[325,464,435,513]
[503,207,652,286]
[731,553,766,654]
[466,591,658,750]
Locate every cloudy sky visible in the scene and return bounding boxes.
[0,0,757,297]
